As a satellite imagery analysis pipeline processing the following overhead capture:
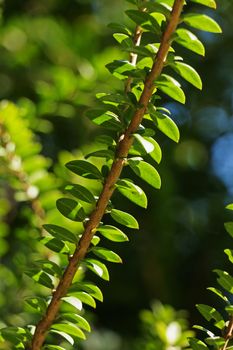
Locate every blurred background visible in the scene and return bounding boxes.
[0,0,233,349]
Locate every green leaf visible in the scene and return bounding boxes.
[190,0,216,9]
[224,222,233,238]
[0,327,30,345]
[85,149,114,160]
[61,313,91,332]
[56,198,86,222]
[50,330,74,345]
[51,323,86,340]
[214,269,233,293]
[106,60,137,80]
[24,296,47,314]
[224,249,233,264]
[207,287,228,302]
[69,281,103,302]
[183,13,222,33]
[108,22,132,36]
[226,203,233,211]
[25,269,54,289]
[156,74,186,104]
[116,179,148,208]
[196,304,225,329]
[128,158,161,189]
[91,235,100,246]
[97,225,129,242]
[174,28,205,56]
[171,61,202,89]
[193,325,214,338]
[66,160,103,180]
[149,107,180,143]
[134,134,155,153]
[86,108,122,130]
[225,305,233,314]
[44,346,66,350]
[84,258,110,281]
[64,184,95,203]
[68,291,96,308]
[205,337,225,347]
[125,9,161,33]
[43,224,77,244]
[40,236,70,254]
[113,33,132,48]
[145,137,162,164]
[189,337,208,350]
[35,259,62,277]
[110,208,139,229]
[92,247,122,263]
[62,296,82,311]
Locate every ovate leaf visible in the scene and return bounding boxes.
[92,247,122,263]
[50,330,74,345]
[196,304,225,329]
[51,323,86,340]
[214,269,233,294]
[224,249,233,264]
[224,222,233,238]
[62,296,82,311]
[43,224,77,244]
[68,291,96,308]
[183,13,222,33]
[56,198,86,222]
[174,28,205,56]
[128,158,161,189]
[171,61,202,89]
[116,179,148,208]
[110,208,139,229]
[25,269,54,289]
[24,297,47,314]
[66,160,103,180]
[64,184,95,203]
[69,281,103,302]
[134,134,155,153]
[156,74,186,104]
[86,108,122,130]
[189,338,208,350]
[190,0,216,9]
[149,108,180,142]
[97,225,128,242]
[61,313,91,332]
[84,258,109,281]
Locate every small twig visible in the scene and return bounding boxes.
[30,1,185,348]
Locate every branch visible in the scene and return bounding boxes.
[30,1,185,348]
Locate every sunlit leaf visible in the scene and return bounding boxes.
[110,208,139,229]
[214,269,233,293]
[64,184,95,203]
[128,158,161,189]
[97,225,129,242]
[183,13,222,33]
[156,74,186,104]
[170,61,202,89]
[69,281,103,302]
[43,224,77,244]
[56,198,86,222]
[92,247,122,263]
[190,0,216,9]
[61,313,91,332]
[174,28,205,56]
[116,179,148,208]
[66,160,103,180]
[84,258,110,281]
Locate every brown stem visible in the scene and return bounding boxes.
[222,316,233,350]
[30,1,185,348]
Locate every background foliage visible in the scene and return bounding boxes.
[0,0,233,348]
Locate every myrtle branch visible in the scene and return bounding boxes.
[30,0,185,348]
